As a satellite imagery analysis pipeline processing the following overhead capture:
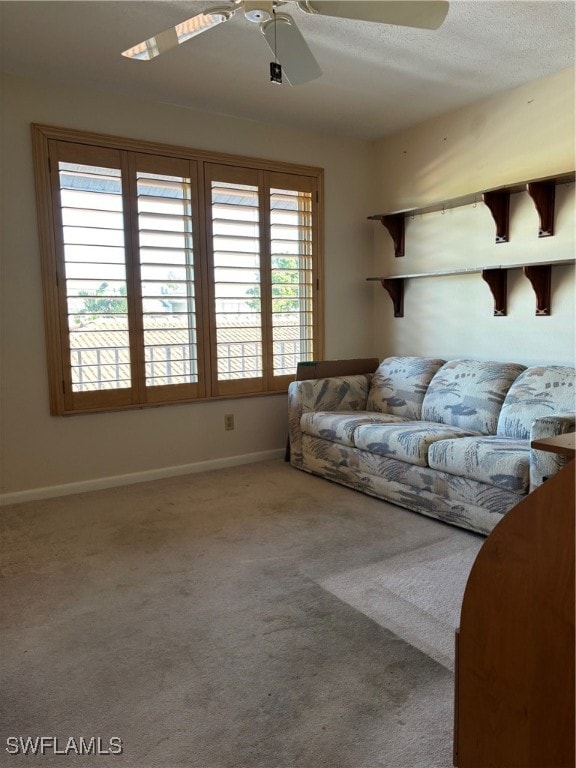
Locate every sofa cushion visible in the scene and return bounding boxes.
[428,436,530,493]
[366,356,445,419]
[300,411,408,447]
[497,365,576,439]
[421,359,526,435]
[354,421,480,467]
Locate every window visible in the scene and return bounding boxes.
[33,126,323,414]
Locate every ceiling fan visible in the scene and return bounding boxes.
[121,1,449,86]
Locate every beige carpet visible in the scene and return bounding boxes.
[319,537,482,672]
[0,459,483,768]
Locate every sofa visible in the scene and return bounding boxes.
[288,357,575,535]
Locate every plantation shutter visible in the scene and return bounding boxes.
[267,172,317,391]
[131,154,206,403]
[35,125,323,414]
[206,165,266,396]
[205,165,320,396]
[50,141,136,412]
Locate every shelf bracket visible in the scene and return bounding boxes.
[527,181,556,237]
[482,190,510,244]
[369,214,405,257]
[481,268,507,316]
[523,265,552,316]
[382,278,404,317]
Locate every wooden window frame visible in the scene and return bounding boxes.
[32,124,324,415]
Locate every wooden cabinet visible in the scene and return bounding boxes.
[454,436,575,767]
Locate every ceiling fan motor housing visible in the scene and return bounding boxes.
[243,0,274,23]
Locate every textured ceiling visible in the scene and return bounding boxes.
[1,0,574,140]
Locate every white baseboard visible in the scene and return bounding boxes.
[0,449,285,506]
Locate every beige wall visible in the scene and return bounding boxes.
[370,67,575,366]
[0,74,374,497]
[2,67,575,498]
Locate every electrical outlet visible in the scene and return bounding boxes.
[224,414,235,431]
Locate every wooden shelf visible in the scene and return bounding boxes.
[368,259,575,317]
[369,172,575,256]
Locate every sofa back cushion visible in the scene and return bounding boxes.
[366,356,445,419]
[497,365,576,439]
[421,359,526,435]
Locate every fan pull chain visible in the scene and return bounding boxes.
[269,7,282,83]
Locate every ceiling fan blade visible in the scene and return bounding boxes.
[298,1,449,30]
[121,6,235,61]
[261,13,322,86]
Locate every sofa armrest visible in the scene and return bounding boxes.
[530,412,576,490]
[287,374,371,467]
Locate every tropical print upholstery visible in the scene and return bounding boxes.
[300,411,408,447]
[354,421,480,467]
[497,365,576,439]
[428,436,530,493]
[300,436,520,536]
[288,374,371,467]
[287,356,576,536]
[366,356,445,418]
[421,359,526,435]
[530,412,576,489]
